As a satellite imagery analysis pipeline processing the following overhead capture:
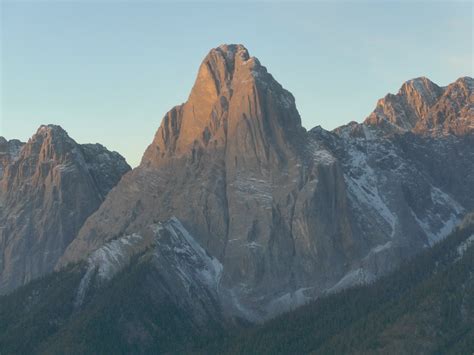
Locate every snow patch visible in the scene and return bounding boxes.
[265,287,313,315]
[307,139,336,165]
[344,143,397,236]
[74,233,145,307]
[327,268,376,294]
[371,240,393,254]
[457,234,474,259]
[154,217,223,292]
[230,173,273,206]
[411,187,464,245]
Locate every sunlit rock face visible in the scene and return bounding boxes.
[0,125,130,294]
[58,45,473,320]
[365,76,473,136]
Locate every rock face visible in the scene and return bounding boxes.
[0,125,130,294]
[57,45,473,320]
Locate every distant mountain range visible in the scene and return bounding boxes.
[0,44,472,353]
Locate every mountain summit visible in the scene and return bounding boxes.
[365,76,473,135]
[142,44,303,167]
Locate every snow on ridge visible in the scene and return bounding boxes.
[91,233,144,280]
[230,173,273,206]
[74,217,223,309]
[431,186,464,215]
[362,124,376,140]
[370,240,393,254]
[74,233,145,307]
[412,211,461,246]
[155,217,223,292]
[245,241,263,249]
[265,287,313,316]
[307,138,336,165]
[411,187,464,245]
[344,143,397,236]
[457,234,474,259]
[327,268,376,294]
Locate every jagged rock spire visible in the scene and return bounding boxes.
[141,44,303,167]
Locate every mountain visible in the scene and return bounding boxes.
[58,44,357,320]
[56,44,474,321]
[0,125,130,294]
[0,44,472,353]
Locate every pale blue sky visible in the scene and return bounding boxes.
[1,1,472,166]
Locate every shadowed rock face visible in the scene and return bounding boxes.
[0,125,130,294]
[57,45,473,320]
[365,76,473,135]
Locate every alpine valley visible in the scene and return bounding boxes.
[0,45,473,354]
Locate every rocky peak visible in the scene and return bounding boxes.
[2,125,85,194]
[364,77,443,133]
[364,76,472,135]
[0,124,130,294]
[189,44,251,100]
[398,77,442,103]
[141,44,303,167]
[22,125,74,162]
[413,76,473,135]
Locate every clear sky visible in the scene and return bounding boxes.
[1,1,472,167]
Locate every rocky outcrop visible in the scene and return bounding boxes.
[0,125,130,294]
[365,76,473,135]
